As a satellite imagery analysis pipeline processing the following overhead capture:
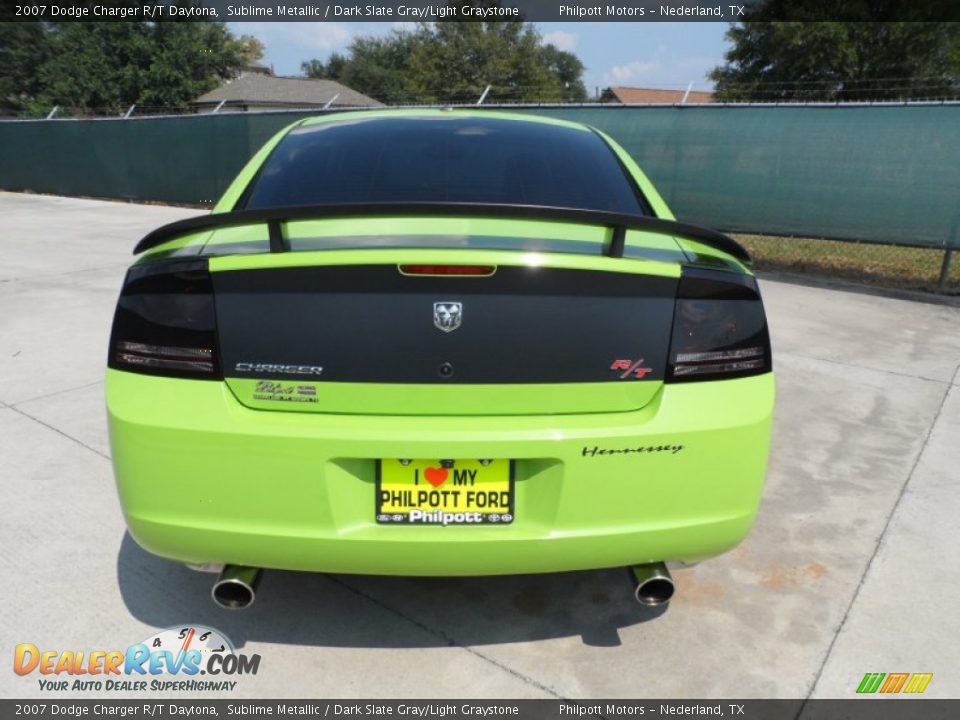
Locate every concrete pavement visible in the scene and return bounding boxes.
[1,192,957,699]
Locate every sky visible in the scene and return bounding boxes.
[225,22,730,96]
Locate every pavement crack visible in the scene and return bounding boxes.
[8,405,111,461]
[11,379,104,408]
[797,361,960,713]
[0,262,130,285]
[777,349,952,386]
[326,575,565,699]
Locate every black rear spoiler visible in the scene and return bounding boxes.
[133,202,750,263]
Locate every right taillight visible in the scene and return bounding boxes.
[666,267,772,383]
[108,259,221,380]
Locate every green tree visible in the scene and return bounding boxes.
[302,54,348,82]
[237,34,266,66]
[3,16,259,116]
[408,21,550,103]
[0,23,53,114]
[537,43,588,102]
[304,31,427,105]
[301,14,586,104]
[712,19,960,102]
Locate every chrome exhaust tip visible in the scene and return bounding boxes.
[212,565,261,610]
[630,562,675,606]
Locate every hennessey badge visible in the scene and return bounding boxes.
[433,302,462,333]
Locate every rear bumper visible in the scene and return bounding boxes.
[106,369,774,575]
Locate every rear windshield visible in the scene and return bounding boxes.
[242,116,645,214]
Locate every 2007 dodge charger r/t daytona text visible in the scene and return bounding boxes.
[106,110,774,609]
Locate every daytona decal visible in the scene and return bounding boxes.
[252,381,319,403]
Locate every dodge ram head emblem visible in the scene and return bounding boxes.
[433,302,462,333]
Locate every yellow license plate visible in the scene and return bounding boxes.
[377,459,513,525]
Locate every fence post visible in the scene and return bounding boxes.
[322,93,340,111]
[938,249,955,291]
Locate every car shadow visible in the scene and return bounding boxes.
[117,533,667,649]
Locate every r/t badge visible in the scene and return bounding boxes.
[610,358,652,379]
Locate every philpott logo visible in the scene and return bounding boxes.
[13,625,260,692]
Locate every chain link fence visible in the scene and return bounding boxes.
[3,76,960,119]
[735,235,959,295]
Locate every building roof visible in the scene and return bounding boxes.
[604,86,715,104]
[242,62,273,76]
[192,74,383,109]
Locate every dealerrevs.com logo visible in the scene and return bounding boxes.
[14,625,260,692]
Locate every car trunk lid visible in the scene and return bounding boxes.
[212,250,679,416]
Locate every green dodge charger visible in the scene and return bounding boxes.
[106,109,774,609]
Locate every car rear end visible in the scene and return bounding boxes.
[106,111,774,588]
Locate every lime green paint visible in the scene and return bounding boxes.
[225,378,663,416]
[677,238,752,275]
[110,108,771,577]
[199,216,612,247]
[212,118,306,214]
[141,229,212,260]
[299,107,593,132]
[209,246,681,278]
[594,128,676,220]
[107,369,773,575]
[280,218,684,257]
[284,217,607,241]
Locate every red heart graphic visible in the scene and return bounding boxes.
[424,466,448,488]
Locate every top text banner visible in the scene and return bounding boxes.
[5,0,959,22]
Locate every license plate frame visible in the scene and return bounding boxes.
[375,459,514,526]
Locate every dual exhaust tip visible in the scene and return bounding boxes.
[210,562,674,610]
[630,562,675,607]
[212,565,261,610]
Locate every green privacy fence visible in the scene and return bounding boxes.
[0,112,296,206]
[535,105,960,249]
[1,105,958,248]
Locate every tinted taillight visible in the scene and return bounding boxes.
[666,268,771,383]
[108,259,221,379]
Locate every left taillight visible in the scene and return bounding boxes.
[108,259,221,379]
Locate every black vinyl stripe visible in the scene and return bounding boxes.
[213,264,678,384]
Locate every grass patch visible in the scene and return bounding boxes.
[733,234,959,295]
